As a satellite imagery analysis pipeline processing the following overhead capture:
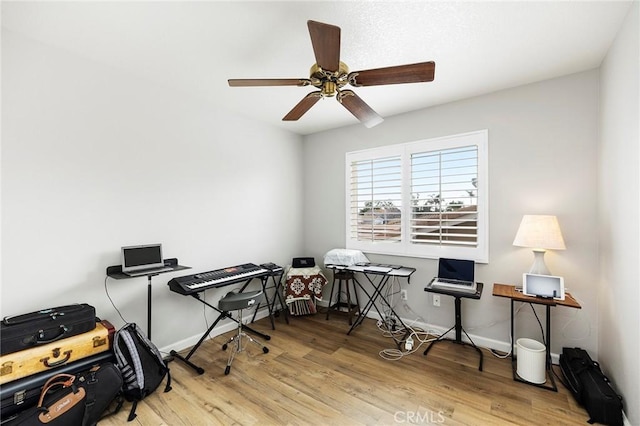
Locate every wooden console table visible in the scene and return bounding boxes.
[492,283,581,391]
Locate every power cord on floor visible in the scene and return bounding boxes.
[378,323,440,361]
[375,298,441,361]
[489,336,512,359]
[373,290,537,362]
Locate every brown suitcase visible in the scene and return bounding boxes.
[0,320,114,385]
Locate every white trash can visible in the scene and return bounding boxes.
[516,338,546,384]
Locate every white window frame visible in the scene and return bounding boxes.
[345,130,489,263]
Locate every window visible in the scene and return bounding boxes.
[346,130,488,262]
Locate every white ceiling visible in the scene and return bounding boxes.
[2,1,633,135]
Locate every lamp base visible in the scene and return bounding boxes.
[529,249,551,275]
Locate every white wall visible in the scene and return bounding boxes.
[303,70,600,357]
[598,2,640,424]
[1,30,305,350]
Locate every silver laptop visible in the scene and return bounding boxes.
[121,244,173,276]
[430,258,477,293]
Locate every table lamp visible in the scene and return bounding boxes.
[513,215,565,275]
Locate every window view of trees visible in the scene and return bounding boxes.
[346,130,487,261]
[410,147,478,247]
[351,147,478,247]
[357,200,402,241]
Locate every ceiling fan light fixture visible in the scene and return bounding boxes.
[322,81,337,97]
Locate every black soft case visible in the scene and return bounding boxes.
[0,351,115,419]
[559,347,623,426]
[0,304,97,356]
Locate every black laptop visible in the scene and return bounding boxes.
[429,258,477,293]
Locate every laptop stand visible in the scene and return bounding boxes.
[423,282,484,371]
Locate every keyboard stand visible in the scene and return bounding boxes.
[251,269,289,329]
[423,282,484,371]
[169,278,270,375]
[346,265,416,350]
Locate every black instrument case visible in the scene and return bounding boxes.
[0,304,96,356]
[0,351,115,420]
[559,347,623,426]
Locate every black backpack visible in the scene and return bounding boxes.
[113,323,172,421]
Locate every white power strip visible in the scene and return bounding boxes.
[405,336,414,351]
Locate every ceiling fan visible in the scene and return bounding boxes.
[228,20,436,128]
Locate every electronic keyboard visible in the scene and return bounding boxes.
[168,263,268,295]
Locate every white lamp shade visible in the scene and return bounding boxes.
[513,215,566,250]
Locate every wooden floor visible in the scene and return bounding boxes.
[99,311,590,425]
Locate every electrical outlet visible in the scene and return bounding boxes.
[433,295,441,307]
[401,289,408,300]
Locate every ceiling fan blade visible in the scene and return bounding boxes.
[349,61,436,87]
[337,90,383,128]
[228,78,311,87]
[283,91,323,121]
[307,20,341,72]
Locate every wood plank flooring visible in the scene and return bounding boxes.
[99,311,590,425]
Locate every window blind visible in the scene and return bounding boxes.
[345,129,488,262]
[349,156,402,243]
[410,146,478,247]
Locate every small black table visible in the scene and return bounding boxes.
[423,282,484,371]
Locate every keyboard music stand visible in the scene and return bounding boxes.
[106,258,190,340]
[169,277,271,375]
[423,282,484,371]
[345,265,416,349]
